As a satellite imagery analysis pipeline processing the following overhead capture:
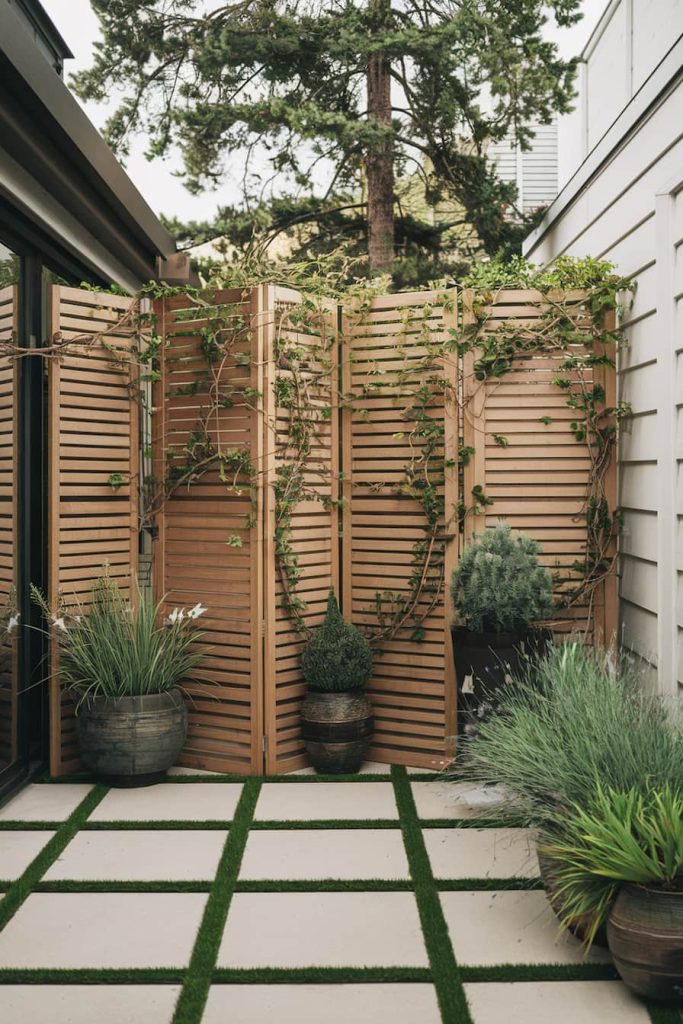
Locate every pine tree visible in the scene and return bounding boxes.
[74,0,581,277]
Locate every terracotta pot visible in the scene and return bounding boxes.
[301,690,374,774]
[537,847,609,948]
[77,688,187,787]
[607,882,683,1002]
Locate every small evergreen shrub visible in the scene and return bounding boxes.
[451,524,554,634]
[301,591,373,692]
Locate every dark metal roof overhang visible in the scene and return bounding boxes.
[0,0,176,290]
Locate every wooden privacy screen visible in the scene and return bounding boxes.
[461,288,617,644]
[0,286,17,767]
[262,287,339,773]
[48,284,617,775]
[152,288,264,774]
[48,286,138,775]
[342,291,458,769]
[153,286,338,774]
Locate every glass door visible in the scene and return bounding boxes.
[0,241,22,795]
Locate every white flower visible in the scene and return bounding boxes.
[188,603,207,619]
[73,615,82,624]
[6,614,19,634]
[52,616,67,633]
[166,607,185,625]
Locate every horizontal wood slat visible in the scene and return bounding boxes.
[154,288,263,775]
[48,286,139,776]
[342,290,458,770]
[461,288,617,645]
[263,287,339,773]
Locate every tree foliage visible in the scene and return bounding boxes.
[75,0,581,277]
[301,591,373,691]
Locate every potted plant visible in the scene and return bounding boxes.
[539,784,683,1002]
[450,523,554,733]
[455,642,683,944]
[33,576,208,786]
[300,590,374,773]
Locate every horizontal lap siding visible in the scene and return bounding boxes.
[49,286,139,775]
[154,289,262,774]
[264,287,338,772]
[526,77,683,691]
[462,289,616,644]
[342,291,457,768]
[0,286,16,766]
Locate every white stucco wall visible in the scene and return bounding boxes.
[524,1,683,699]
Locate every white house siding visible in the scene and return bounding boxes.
[489,122,559,215]
[523,12,683,698]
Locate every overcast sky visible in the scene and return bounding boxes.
[41,0,607,225]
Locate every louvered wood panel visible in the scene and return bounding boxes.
[49,286,139,776]
[0,287,17,766]
[263,287,339,772]
[341,291,458,769]
[461,288,617,644]
[154,289,263,774]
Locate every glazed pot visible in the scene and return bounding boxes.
[452,626,543,735]
[301,689,374,774]
[537,847,609,948]
[77,687,187,787]
[607,882,683,1001]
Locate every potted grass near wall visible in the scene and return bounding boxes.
[34,576,208,786]
[457,643,683,944]
[300,591,374,773]
[540,784,683,1002]
[450,523,554,733]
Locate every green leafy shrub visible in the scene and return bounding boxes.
[451,524,554,633]
[539,784,683,947]
[457,642,683,830]
[301,591,373,692]
[32,576,208,706]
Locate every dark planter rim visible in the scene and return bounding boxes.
[306,685,367,696]
[75,687,185,713]
[451,625,531,645]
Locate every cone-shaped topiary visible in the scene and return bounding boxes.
[301,591,373,692]
[451,523,554,634]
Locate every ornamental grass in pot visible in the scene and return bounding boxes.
[34,576,208,786]
[450,524,553,734]
[540,785,683,1003]
[456,643,683,945]
[300,591,374,774]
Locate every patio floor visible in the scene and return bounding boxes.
[0,766,669,1024]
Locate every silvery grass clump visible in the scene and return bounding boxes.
[451,524,554,633]
[456,642,683,832]
[31,576,209,707]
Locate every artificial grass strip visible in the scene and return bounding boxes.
[647,1005,683,1024]
[0,821,62,831]
[211,966,433,984]
[234,878,414,892]
[392,765,473,1024]
[32,878,414,894]
[34,880,214,893]
[0,784,107,933]
[436,877,543,892]
[0,967,184,984]
[171,777,261,1024]
[250,818,400,830]
[460,964,620,983]
[82,819,232,830]
[419,817,530,829]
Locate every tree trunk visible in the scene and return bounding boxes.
[366,47,394,276]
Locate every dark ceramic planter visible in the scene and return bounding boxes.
[76,687,187,787]
[607,883,683,1002]
[301,690,374,774]
[451,626,548,734]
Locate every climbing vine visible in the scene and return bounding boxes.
[10,251,631,644]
